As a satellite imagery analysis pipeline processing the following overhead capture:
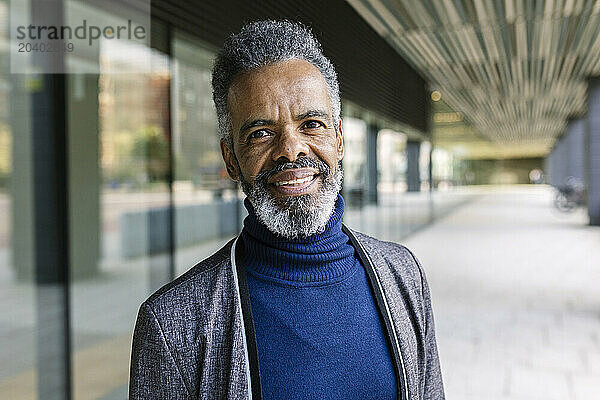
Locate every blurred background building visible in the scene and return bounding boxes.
[1,0,599,399]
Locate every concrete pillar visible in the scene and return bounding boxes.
[547,119,585,187]
[428,143,433,191]
[544,150,553,185]
[549,141,559,186]
[587,79,600,225]
[12,21,101,286]
[558,135,570,186]
[547,135,568,187]
[406,140,420,192]
[566,118,585,182]
[68,74,100,280]
[366,124,378,204]
[11,76,35,281]
[32,63,72,400]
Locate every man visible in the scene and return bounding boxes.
[130,20,444,400]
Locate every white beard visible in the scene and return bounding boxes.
[241,161,343,239]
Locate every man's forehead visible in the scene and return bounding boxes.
[227,59,332,116]
[232,58,326,86]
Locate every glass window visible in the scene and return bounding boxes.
[375,129,407,239]
[69,42,172,399]
[341,117,367,208]
[0,0,38,398]
[420,140,431,191]
[171,31,242,278]
[378,129,407,192]
[432,147,454,190]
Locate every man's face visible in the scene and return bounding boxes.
[220,58,344,238]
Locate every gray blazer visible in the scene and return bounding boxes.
[129,226,445,400]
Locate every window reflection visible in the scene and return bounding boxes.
[171,31,242,278]
[0,0,38,398]
[378,129,407,193]
[341,117,367,208]
[69,44,171,399]
[0,9,441,398]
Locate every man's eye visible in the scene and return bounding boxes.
[302,120,325,129]
[249,129,271,139]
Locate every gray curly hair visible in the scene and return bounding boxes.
[211,20,341,148]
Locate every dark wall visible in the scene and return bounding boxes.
[150,0,430,134]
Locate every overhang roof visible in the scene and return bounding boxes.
[347,0,600,158]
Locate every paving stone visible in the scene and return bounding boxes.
[437,336,478,364]
[518,346,586,373]
[441,361,507,397]
[404,186,600,400]
[585,350,600,374]
[509,367,571,400]
[546,326,599,350]
[572,373,600,400]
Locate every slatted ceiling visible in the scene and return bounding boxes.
[348,0,600,155]
[370,0,404,33]
[151,0,429,134]
[347,0,389,36]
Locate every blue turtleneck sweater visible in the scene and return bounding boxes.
[241,194,397,400]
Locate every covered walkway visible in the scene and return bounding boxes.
[404,185,600,400]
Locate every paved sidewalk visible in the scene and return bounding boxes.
[403,185,600,400]
[2,185,598,399]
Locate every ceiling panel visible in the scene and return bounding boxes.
[347,0,600,157]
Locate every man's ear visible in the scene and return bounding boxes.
[336,118,344,161]
[220,139,240,181]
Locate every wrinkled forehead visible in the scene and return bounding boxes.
[227,59,333,120]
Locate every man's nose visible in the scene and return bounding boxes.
[271,127,309,163]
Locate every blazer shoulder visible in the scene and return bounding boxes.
[143,237,236,311]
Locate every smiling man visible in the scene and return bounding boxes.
[221,56,344,239]
[130,20,444,400]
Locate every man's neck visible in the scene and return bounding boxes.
[240,193,356,284]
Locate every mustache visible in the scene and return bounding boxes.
[254,157,331,184]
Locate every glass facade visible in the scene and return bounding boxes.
[0,7,442,398]
[1,0,38,398]
[341,117,367,204]
[342,123,439,242]
[170,31,242,278]
[69,45,172,398]
[378,129,407,192]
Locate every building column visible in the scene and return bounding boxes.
[555,135,569,187]
[587,79,600,225]
[428,144,433,191]
[544,150,554,185]
[406,140,421,192]
[566,118,585,182]
[11,70,72,398]
[68,74,100,280]
[11,78,35,281]
[366,123,378,204]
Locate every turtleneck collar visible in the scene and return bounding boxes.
[240,194,358,285]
